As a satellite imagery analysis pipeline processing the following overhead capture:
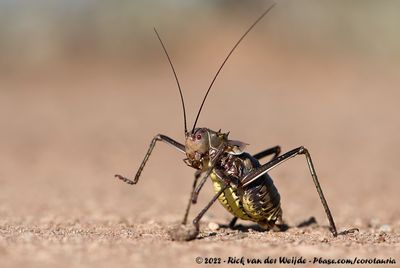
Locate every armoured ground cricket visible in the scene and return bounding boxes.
[115,4,358,241]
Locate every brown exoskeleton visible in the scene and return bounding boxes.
[115,4,358,241]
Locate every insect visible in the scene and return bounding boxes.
[115,4,358,241]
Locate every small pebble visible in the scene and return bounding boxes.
[146,220,156,225]
[208,222,219,231]
[378,224,391,233]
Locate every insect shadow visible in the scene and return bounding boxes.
[219,216,317,233]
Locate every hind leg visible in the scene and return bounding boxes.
[241,146,358,236]
[228,217,238,229]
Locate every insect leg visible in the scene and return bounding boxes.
[115,134,185,185]
[192,185,229,231]
[228,217,238,229]
[191,143,227,204]
[241,146,355,237]
[253,145,281,161]
[171,184,228,241]
[181,170,201,225]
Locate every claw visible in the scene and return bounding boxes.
[115,174,136,185]
[338,228,359,236]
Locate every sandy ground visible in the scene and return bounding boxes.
[1,49,400,268]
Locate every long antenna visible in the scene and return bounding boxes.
[154,28,188,135]
[191,3,276,132]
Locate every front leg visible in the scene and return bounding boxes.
[190,142,227,204]
[115,134,185,185]
[181,170,201,225]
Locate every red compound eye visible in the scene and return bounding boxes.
[196,134,202,140]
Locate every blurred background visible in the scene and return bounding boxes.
[0,0,399,266]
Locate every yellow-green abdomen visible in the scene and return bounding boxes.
[210,171,282,225]
[210,172,252,220]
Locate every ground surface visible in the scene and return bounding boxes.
[1,49,399,268]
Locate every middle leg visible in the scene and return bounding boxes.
[181,170,201,225]
[171,184,228,241]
